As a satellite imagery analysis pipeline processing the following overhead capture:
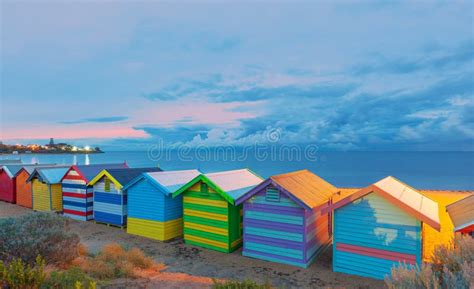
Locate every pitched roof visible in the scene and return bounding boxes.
[65,163,128,182]
[88,167,162,188]
[123,169,201,196]
[205,169,263,200]
[330,176,441,231]
[272,170,338,209]
[235,170,338,209]
[173,169,263,204]
[15,164,59,176]
[446,194,474,232]
[27,166,71,184]
[1,164,53,178]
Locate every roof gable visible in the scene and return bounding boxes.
[446,194,474,232]
[123,169,201,196]
[62,163,128,182]
[15,164,58,177]
[27,166,71,184]
[1,164,52,179]
[173,169,263,204]
[235,170,338,210]
[88,167,162,188]
[330,176,441,231]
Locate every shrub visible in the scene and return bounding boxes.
[79,242,154,280]
[0,212,80,265]
[385,235,474,289]
[0,255,46,289]
[212,279,274,289]
[41,267,96,289]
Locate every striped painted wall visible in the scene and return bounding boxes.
[93,176,127,226]
[182,181,242,253]
[305,207,330,264]
[127,178,183,241]
[333,193,422,280]
[242,187,330,267]
[16,170,33,208]
[62,169,93,221]
[32,180,63,212]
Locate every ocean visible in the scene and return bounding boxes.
[1,150,473,190]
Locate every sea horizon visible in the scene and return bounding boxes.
[2,150,473,191]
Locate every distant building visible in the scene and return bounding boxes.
[49,138,55,146]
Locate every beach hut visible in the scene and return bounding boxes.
[15,164,58,208]
[446,195,474,236]
[87,167,163,227]
[172,169,263,253]
[61,163,128,221]
[122,169,201,241]
[0,164,41,203]
[235,170,338,268]
[27,167,70,212]
[329,176,440,280]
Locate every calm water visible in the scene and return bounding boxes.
[1,151,473,190]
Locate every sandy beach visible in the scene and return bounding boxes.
[0,201,384,289]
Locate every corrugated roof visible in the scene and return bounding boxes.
[72,163,128,182]
[106,167,162,186]
[331,176,441,231]
[28,166,71,184]
[374,177,440,226]
[16,164,58,176]
[271,170,338,209]
[205,169,263,200]
[1,164,49,178]
[145,169,201,196]
[446,194,474,232]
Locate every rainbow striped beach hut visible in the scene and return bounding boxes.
[329,176,440,280]
[173,169,263,253]
[87,167,162,227]
[122,170,201,241]
[235,170,338,268]
[61,163,128,221]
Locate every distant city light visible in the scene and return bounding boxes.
[84,145,91,151]
[72,146,78,151]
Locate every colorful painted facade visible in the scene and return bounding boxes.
[329,176,440,280]
[0,164,47,203]
[123,170,201,241]
[61,163,128,221]
[235,170,338,268]
[173,169,263,253]
[446,195,474,235]
[87,167,162,227]
[15,165,58,208]
[27,167,70,212]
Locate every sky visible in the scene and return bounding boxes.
[1,1,473,151]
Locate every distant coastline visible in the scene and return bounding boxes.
[0,151,104,155]
[0,138,103,155]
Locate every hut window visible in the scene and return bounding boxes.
[265,188,280,202]
[104,178,110,192]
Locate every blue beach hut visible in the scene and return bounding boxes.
[87,167,162,227]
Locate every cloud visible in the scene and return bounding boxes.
[352,41,474,75]
[60,116,129,124]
